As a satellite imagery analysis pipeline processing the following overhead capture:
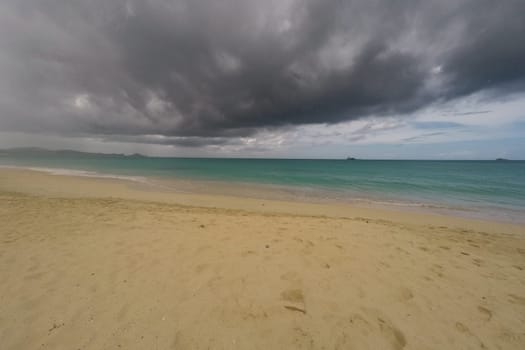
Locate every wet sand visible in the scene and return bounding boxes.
[1,169,524,349]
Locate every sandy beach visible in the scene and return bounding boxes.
[1,168,524,349]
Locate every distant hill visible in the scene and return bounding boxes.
[0,147,147,158]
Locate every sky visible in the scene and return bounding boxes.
[0,0,524,159]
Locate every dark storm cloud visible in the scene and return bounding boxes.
[0,0,524,145]
[441,0,525,97]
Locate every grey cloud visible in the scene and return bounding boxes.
[345,119,406,142]
[100,134,239,148]
[412,121,464,129]
[438,109,492,117]
[0,0,524,146]
[453,111,491,116]
[402,132,446,143]
[441,0,525,97]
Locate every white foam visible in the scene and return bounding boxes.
[0,165,148,183]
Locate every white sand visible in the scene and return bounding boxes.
[1,169,524,349]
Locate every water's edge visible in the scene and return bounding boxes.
[2,164,524,225]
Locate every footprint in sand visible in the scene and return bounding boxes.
[194,264,208,273]
[349,311,406,350]
[508,294,525,305]
[455,322,470,334]
[477,306,492,321]
[473,258,484,267]
[377,317,407,350]
[240,250,256,257]
[281,288,306,314]
[280,271,301,283]
[399,287,414,301]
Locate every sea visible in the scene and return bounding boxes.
[1,150,525,224]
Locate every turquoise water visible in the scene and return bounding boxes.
[2,151,525,222]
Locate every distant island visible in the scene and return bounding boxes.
[346,157,357,160]
[0,147,146,158]
[496,158,509,161]
[126,153,146,158]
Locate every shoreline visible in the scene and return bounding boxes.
[0,167,524,236]
[1,165,524,226]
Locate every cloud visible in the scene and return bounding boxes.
[0,0,524,147]
[412,121,464,129]
[451,111,491,116]
[99,134,238,148]
[402,132,446,143]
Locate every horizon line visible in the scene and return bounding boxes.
[1,147,522,161]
